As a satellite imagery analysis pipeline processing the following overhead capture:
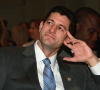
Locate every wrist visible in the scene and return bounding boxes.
[85,55,99,67]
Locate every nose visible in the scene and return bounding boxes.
[50,25,57,33]
[92,33,97,41]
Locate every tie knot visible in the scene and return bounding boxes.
[43,58,51,66]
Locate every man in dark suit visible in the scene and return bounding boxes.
[0,6,100,90]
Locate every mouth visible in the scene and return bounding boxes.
[45,33,55,40]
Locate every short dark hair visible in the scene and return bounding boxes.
[43,6,75,36]
[75,7,100,24]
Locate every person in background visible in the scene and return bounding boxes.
[11,25,28,47]
[19,21,30,41]
[0,18,15,46]
[0,6,100,90]
[23,19,42,47]
[7,30,16,46]
[58,7,100,57]
[19,22,29,31]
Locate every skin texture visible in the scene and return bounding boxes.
[37,12,99,67]
[75,14,100,48]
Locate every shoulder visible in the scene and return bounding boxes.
[0,46,26,70]
[0,46,26,61]
[0,46,25,54]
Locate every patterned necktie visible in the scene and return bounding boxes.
[43,58,56,90]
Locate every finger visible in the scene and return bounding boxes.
[64,38,78,46]
[63,40,73,49]
[67,30,75,39]
[65,31,78,45]
[63,57,77,62]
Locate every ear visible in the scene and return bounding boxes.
[76,23,80,32]
[39,21,44,32]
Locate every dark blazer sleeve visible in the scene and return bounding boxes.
[85,67,100,90]
[92,75,100,86]
[0,48,7,90]
[57,56,100,90]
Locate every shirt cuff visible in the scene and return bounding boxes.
[89,61,100,75]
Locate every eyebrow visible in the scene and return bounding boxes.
[46,19,53,22]
[59,24,67,30]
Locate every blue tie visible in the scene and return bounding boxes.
[43,58,56,90]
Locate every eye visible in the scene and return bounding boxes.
[58,26,64,31]
[46,21,53,25]
[88,28,96,34]
[90,30,95,34]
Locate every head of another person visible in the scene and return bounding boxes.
[0,18,9,46]
[28,19,42,41]
[11,25,28,47]
[75,7,100,49]
[39,6,75,51]
[19,22,29,30]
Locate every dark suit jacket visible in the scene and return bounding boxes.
[0,44,100,90]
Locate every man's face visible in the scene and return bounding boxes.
[75,14,100,48]
[39,12,70,50]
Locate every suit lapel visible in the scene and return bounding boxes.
[22,44,42,90]
[57,56,77,90]
[22,44,79,90]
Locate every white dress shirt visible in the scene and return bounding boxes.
[89,61,100,75]
[34,40,100,90]
[34,40,64,90]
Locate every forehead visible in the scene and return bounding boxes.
[86,14,100,27]
[79,14,100,34]
[47,12,70,26]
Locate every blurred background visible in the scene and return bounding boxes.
[0,0,100,30]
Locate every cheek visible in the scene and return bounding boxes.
[88,34,94,40]
[29,29,34,34]
[57,33,66,42]
[39,28,47,36]
[29,31,34,35]
[82,36,90,42]
[39,29,45,39]
[32,30,37,34]
[35,31,39,35]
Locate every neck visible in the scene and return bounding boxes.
[37,41,59,58]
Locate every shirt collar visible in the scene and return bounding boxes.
[34,40,57,69]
